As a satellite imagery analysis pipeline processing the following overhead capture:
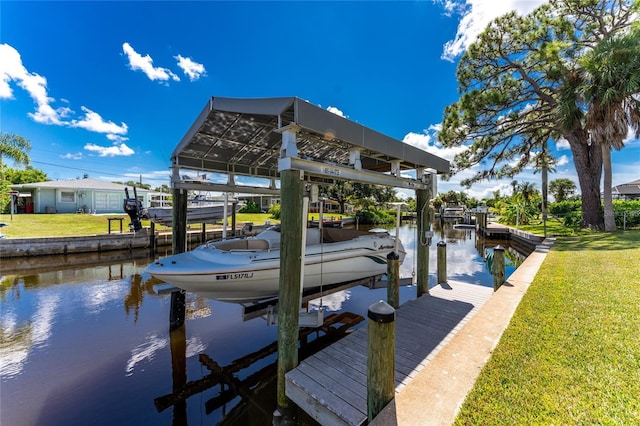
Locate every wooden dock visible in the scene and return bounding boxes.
[285,281,494,425]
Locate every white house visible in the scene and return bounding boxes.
[10,178,152,214]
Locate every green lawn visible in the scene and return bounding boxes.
[454,231,640,425]
[0,213,277,238]
[512,217,581,236]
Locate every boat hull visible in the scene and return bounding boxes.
[148,203,235,226]
[145,230,404,301]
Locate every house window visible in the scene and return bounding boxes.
[60,191,76,203]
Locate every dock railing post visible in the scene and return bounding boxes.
[492,246,505,291]
[367,300,395,422]
[437,241,447,285]
[386,252,400,309]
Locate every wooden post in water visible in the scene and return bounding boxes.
[386,252,400,309]
[149,221,156,255]
[367,300,395,422]
[416,188,430,297]
[492,245,505,291]
[170,167,187,329]
[476,212,483,234]
[169,290,185,329]
[171,189,187,255]
[275,139,305,421]
[437,240,447,285]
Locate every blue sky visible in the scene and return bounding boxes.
[2,1,638,200]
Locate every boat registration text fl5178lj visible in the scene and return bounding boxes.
[144,226,405,302]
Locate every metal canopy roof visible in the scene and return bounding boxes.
[171,97,449,192]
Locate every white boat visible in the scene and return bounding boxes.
[144,226,405,302]
[147,197,238,226]
[442,205,467,219]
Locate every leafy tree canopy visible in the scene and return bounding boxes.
[439,0,639,229]
[4,166,49,184]
[549,178,577,202]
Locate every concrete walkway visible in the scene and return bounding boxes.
[370,238,555,426]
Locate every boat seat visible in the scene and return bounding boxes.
[246,239,270,250]
[219,238,270,251]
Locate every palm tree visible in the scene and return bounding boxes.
[517,181,538,207]
[0,133,31,213]
[549,178,577,202]
[510,180,518,197]
[581,29,640,231]
[0,133,31,169]
[533,139,557,236]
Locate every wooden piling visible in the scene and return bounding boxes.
[386,252,400,309]
[276,168,305,413]
[416,188,430,297]
[492,245,505,291]
[367,300,395,422]
[169,290,185,329]
[149,221,156,255]
[437,240,447,285]
[172,187,187,255]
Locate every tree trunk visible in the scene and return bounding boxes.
[542,164,548,237]
[567,132,603,229]
[602,145,616,232]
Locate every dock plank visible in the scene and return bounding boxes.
[286,282,493,426]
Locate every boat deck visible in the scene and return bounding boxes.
[285,281,494,426]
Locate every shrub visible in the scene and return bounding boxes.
[239,201,262,214]
[549,200,581,216]
[613,200,640,228]
[268,203,281,220]
[356,208,394,225]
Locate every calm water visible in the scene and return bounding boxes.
[0,222,525,426]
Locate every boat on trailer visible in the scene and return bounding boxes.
[144,226,405,302]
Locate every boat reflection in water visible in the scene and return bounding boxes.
[0,222,529,425]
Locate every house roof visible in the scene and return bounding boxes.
[171,96,449,191]
[12,178,150,192]
[612,179,640,195]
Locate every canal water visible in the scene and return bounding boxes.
[0,221,527,426]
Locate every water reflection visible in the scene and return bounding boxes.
[0,222,530,425]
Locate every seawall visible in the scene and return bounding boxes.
[0,228,230,258]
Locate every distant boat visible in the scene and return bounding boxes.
[442,205,467,219]
[144,226,405,302]
[147,196,239,226]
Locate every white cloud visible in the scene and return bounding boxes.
[70,106,128,136]
[174,54,206,81]
[555,138,571,150]
[623,125,640,145]
[84,142,134,157]
[122,42,179,83]
[0,43,66,125]
[326,106,345,117]
[438,0,548,61]
[402,129,466,163]
[61,152,83,160]
[106,134,129,143]
[0,43,129,138]
[556,155,569,166]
